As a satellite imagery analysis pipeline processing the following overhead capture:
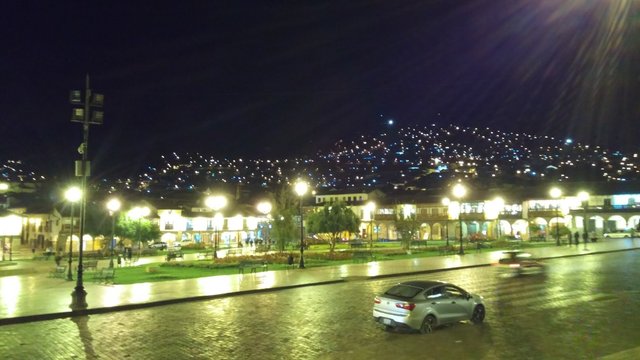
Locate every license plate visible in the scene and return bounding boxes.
[381,318,392,325]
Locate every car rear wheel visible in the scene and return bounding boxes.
[471,305,485,324]
[420,315,436,334]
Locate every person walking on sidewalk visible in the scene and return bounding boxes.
[573,232,580,246]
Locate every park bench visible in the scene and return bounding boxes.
[197,251,214,259]
[227,248,241,257]
[82,260,98,272]
[352,251,375,263]
[166,250,184,261]
[93,268,115,284]
[438,246,455,255]
[238,260,268,274]
[49,265,67,279]
[409,241,428,250]
[349,241,365,249]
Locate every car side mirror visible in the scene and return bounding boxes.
[466,293,472,300]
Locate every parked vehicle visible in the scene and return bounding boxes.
[148,241,168,250]
[373,280,485,333]
[603,230,633,239]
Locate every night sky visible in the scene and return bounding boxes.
[2,1,639,178]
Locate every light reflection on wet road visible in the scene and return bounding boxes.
[0,251,638,360]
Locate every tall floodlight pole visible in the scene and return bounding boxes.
[452,184,467,255]
[69,75,103,310]
[294,180,308,269]
[65,186,82,281]
[550,187,562,246]
[107,198,121,269]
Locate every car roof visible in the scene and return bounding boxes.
[397,280,447,289]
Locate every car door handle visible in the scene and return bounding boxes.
[451,301,456,304]
[431,302,437,305]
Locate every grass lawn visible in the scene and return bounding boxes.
[109,239,557,285]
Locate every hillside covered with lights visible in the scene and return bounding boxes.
[95,124,639,197]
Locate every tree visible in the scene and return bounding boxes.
[269,187,298,253]
[116,213,160,249]
[396,214,420,250]
[306,202,359,253]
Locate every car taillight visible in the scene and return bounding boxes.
[395,302,416,311]
[374,297,382,304]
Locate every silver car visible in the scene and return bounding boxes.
[373,280,485,333]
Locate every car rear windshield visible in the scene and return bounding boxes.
[385,285,423,299]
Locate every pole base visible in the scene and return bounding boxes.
[70,287,88,311]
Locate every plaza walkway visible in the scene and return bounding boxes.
[1,238,638,325]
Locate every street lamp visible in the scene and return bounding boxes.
[550,187,562,246]
[494,197,505,240]
[577,191,590,251]
[365,201,376,251]
[205,195,227,259]
[442,198,450,247]
[128,206,150,259]
[452,184,467,255]
[64,186,82,281]
[294,180,308,269]
[257,201,272,250]
[106,198,121,268]
[70,75,104,311]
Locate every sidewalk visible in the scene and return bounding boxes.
[1,238,638,325]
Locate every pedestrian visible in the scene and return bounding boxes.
[573,232,579,246]
[287,253,294,268]
[582,232,589,244]
[54,253,62,266]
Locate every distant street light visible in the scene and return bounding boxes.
[257,201,272,250]
[550,187,562,246]
[205,195,227,259]
[452,184,467,255]
[294,180,309,269]
[494,197,505,240]
[442,198,450,247]
[106,198,121,269]
[577,191,590,251]
[65,186,82,281]
[129,206,151,259]
[365,201,376,251]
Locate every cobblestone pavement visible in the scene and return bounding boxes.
[2,238,638,325]
[1,251,639,360]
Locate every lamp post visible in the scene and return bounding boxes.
[257,201,272,250]
[452,184,467,255]
[65,186,82,281]
[442,198,450,247]
[494,197,505,240]
[70,75,104,310]
[550,187,562,246]
[294,180,308,269]
[128,206,150,259]
[106,198,121,269]
[578,191,589,251]
[205,195,227,259]
[365,201,376,251]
